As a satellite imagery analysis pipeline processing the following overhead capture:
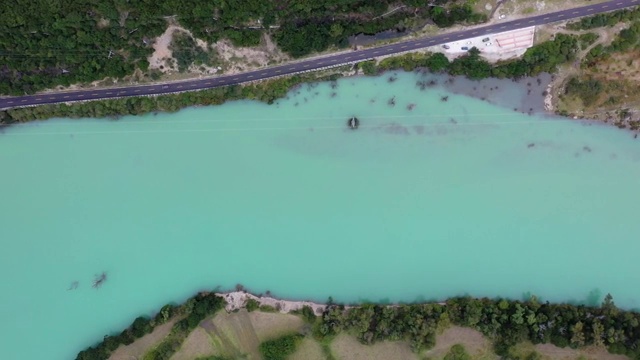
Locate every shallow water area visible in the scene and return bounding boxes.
[1,71,639,359]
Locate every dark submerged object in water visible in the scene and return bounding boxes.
[348,117,360,130]
[93,272,107,289]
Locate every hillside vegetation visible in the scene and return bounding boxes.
[559,8,640,128]
[77,292,640,360]
[0,0,485,95]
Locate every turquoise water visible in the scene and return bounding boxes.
[1,72,639,359]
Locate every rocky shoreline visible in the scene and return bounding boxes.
[217,291,329,315]
[215,290,449,316]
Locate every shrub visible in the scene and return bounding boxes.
[259,305,278,312]
[246,299,260,312]
[259,334,303,360]
[444,344,471,360]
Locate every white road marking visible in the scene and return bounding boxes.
[135,89,141,92]
[63,96,69,99]
[543,17,549,20]
[35,98,42,100]
[472,31,478,34]
[233,77,239,80]
[401,45,408,49]
[345,57,351,60]
[529,20,535,23]
[7,101,13,104]
[247,75,254,78]
[91,93,98,95]
[106,92,113,95]
[275,70,282,73]
[21,99,27,102]
[373,51,380,54]
[177,85,183,89]
[603,5,609,7]
[78,94,84,97]
[49,97,55,99]
[558,14,564,17]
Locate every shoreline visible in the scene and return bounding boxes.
[216,290,453,316]
[217,291,329,315]
[1,65,638,135]
[76,289,640,360]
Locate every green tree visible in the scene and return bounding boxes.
[570,321,585,347]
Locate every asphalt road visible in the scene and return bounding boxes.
[1,0,638,110]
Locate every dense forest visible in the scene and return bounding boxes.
[317,294,640,358]
[0,0,485,95]
[75,292,640,360]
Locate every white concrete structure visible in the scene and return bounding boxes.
[430,26,536,62]
[493,27,536,51]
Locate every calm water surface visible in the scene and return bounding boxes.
[1,72,639,359]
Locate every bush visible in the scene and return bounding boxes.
[359,60,379,75]
[444,344,471,360]
[259,305,278,312]
[223,29,262,47]
[131,316,153,338]
[259,334,303,360]
[170,32,211,72]
[300,305,317,323]
[245,298,260,312]
[565,77,604,104]
[578,32,599,50]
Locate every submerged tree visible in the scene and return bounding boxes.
[92,272,107,289]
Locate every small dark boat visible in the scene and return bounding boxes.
[348,117,360,130]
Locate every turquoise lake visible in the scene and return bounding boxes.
[1,72,639,359]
